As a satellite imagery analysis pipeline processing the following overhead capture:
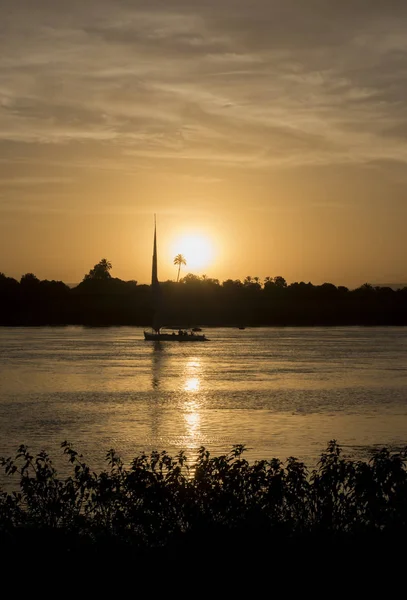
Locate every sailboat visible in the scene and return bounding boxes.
[143,217,208,342]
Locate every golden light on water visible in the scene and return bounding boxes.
[183,359,202,393]
[184,404,201,436]
[184,377,200,392]
[182,358,204,450]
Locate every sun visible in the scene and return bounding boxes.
[172,234,214,271]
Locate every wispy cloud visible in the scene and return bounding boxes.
[1,1,407,285]
[1,0,407,172]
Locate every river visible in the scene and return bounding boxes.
[1,326,407,475]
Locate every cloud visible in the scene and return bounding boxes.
[1,0,407,173]
[1,2,406,287]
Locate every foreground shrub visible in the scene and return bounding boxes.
[1,441,407,558]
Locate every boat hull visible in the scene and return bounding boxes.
[144,331,208,342]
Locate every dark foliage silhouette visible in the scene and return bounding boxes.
[83,258,113,281]
[0,264,406,325]
[1,441,407,563]
[20,273,41,288]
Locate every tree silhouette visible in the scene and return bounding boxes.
[83,258,112,281]
[180,273,201,285]
[273,276,287,288]
[20,273,40,287]
[222,279,243,290]
[1,264,407,327]
[174,254,186,283]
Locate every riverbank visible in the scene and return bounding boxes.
[1,273,407,326]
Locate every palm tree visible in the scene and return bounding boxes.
[174,254,187,282]
[83,258,113,281]
[99,258,112,272]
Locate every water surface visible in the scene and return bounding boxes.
[1,326,407,473]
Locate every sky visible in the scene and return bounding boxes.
[1,0,407,286]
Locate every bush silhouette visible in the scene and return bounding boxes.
[1,441,407,562]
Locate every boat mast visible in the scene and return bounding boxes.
[152,214,158,287]
[151,214,162,333]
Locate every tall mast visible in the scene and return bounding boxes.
[151,214,162,332]
[152,214,158,286]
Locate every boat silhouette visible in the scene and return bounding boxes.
[144,216,208,342]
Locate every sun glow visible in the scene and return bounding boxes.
[171,234,215,271]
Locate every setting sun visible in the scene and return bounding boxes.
[171,235,215,272]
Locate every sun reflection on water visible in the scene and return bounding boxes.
[184,377,200,392]
[182,359,203,393]
[182,358,204,451]
[184,404,200,435]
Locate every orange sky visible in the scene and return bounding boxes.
[1,1,407,286]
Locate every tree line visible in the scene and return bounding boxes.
[0,259,406,326]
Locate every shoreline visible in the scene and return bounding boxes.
[1,323,407,328]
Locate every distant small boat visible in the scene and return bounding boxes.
[238,326,246,330]
[144,217,208,342]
